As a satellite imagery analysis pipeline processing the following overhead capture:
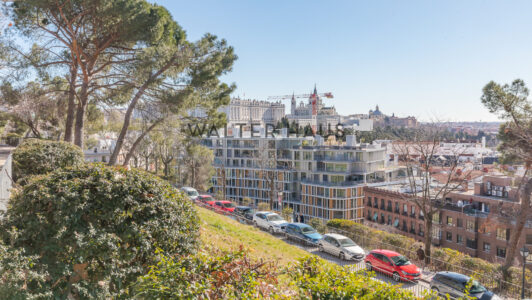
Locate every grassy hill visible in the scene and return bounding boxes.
[197,206,308,265]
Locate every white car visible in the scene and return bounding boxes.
[253,211,288,234]
[318,233,365,261]
[180,187,199,201]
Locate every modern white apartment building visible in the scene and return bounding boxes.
[202,132,402,222]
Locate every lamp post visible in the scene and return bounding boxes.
[520,246,530,300]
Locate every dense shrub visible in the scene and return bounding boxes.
[134,247,280,299]
[0,163,199,298]
[12,139,84,183]
[288,256,425,299]
[0,241,51,300]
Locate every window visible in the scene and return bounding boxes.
[496,247,506,258]
[411,206,416,216]
[483,243,491,253]
[466,238,477,249]
[466,220,476,232]
[381,199,385,209]
[432,227,441,239]
[496,228,509,241]
[527,234,532,245]
[387,200,392,212]
[446,216,453,226]
[446,232,453,241]
[457,218,463,228]
[432,213,440,224]
[403,204,408,214]
[457,234,463,244]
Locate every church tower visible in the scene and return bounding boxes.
[291,92,296,115]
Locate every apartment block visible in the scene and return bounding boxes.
[364,175,532,265]
[202,132,402,223]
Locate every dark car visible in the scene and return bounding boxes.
[430,271,500,300]
[284,223,322,245]
[234,206,254,220]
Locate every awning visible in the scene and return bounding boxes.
[393,219,399,227]
[373,213,378,221]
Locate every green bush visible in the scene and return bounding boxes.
[0,163,199,298]
[0,240,51,300]
[134,247,279,299]
[288,256,426,299]
[12,139,84,183]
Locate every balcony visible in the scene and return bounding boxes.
[402,211,408,216]
[387,206,392,212]
[394,208,400,214]
[410,229,416,234]
[410,213,416,218]
[419,215,425,221]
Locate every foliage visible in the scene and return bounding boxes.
[0,163,199,298]
[12,139,84,184]
[308,218,326,234]
[481,79,532,165]
[281,207,293,222]
[288,256,422,299]
[181,143,214,192]
[0,241,51,300]
[133,247,279,299]
[215,190,225,201]
[257,202,270,211]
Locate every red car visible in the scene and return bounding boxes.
[211,200,236,213]
[197,195,215,204]
[364,249,421,282]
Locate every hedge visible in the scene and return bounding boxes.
[12,139,84,184]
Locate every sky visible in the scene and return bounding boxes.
[154,0,532,122]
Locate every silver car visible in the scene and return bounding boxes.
[318,233,365,261]
[430,271,500,300]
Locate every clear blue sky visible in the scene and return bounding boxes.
[154,0,532,122]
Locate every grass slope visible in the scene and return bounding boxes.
[197,206,308,265]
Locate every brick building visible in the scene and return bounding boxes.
[364,175,532,265]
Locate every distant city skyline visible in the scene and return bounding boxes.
[162,1,531,122]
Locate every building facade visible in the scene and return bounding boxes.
[203,133,402,223]
[364,175,532,264]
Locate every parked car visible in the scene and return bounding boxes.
[318,233,365,261]
[253,212,288,234]
[430,271,500,300]
[234,206,254,220]
[212,200,236,212]
[197,195,215,204]
[180,187,199,201]
[284,223,323,244]
[364,249,421,282]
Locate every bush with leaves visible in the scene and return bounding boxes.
[0,163,199,298]
[288,256,424,299]
[134,247,280,299]
[12,139,84,184]
[0,240,51,300]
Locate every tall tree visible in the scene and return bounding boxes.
[5,0,164,148]
[481,79,532,281]
[106,8,236,166]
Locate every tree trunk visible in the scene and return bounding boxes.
[121,119,164,166]
[64,65,77,143]
[145,156,149,171]
[154,156,159,174]
[502,177,532,281]
[424,216,433,265]
[74,81,88,148]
